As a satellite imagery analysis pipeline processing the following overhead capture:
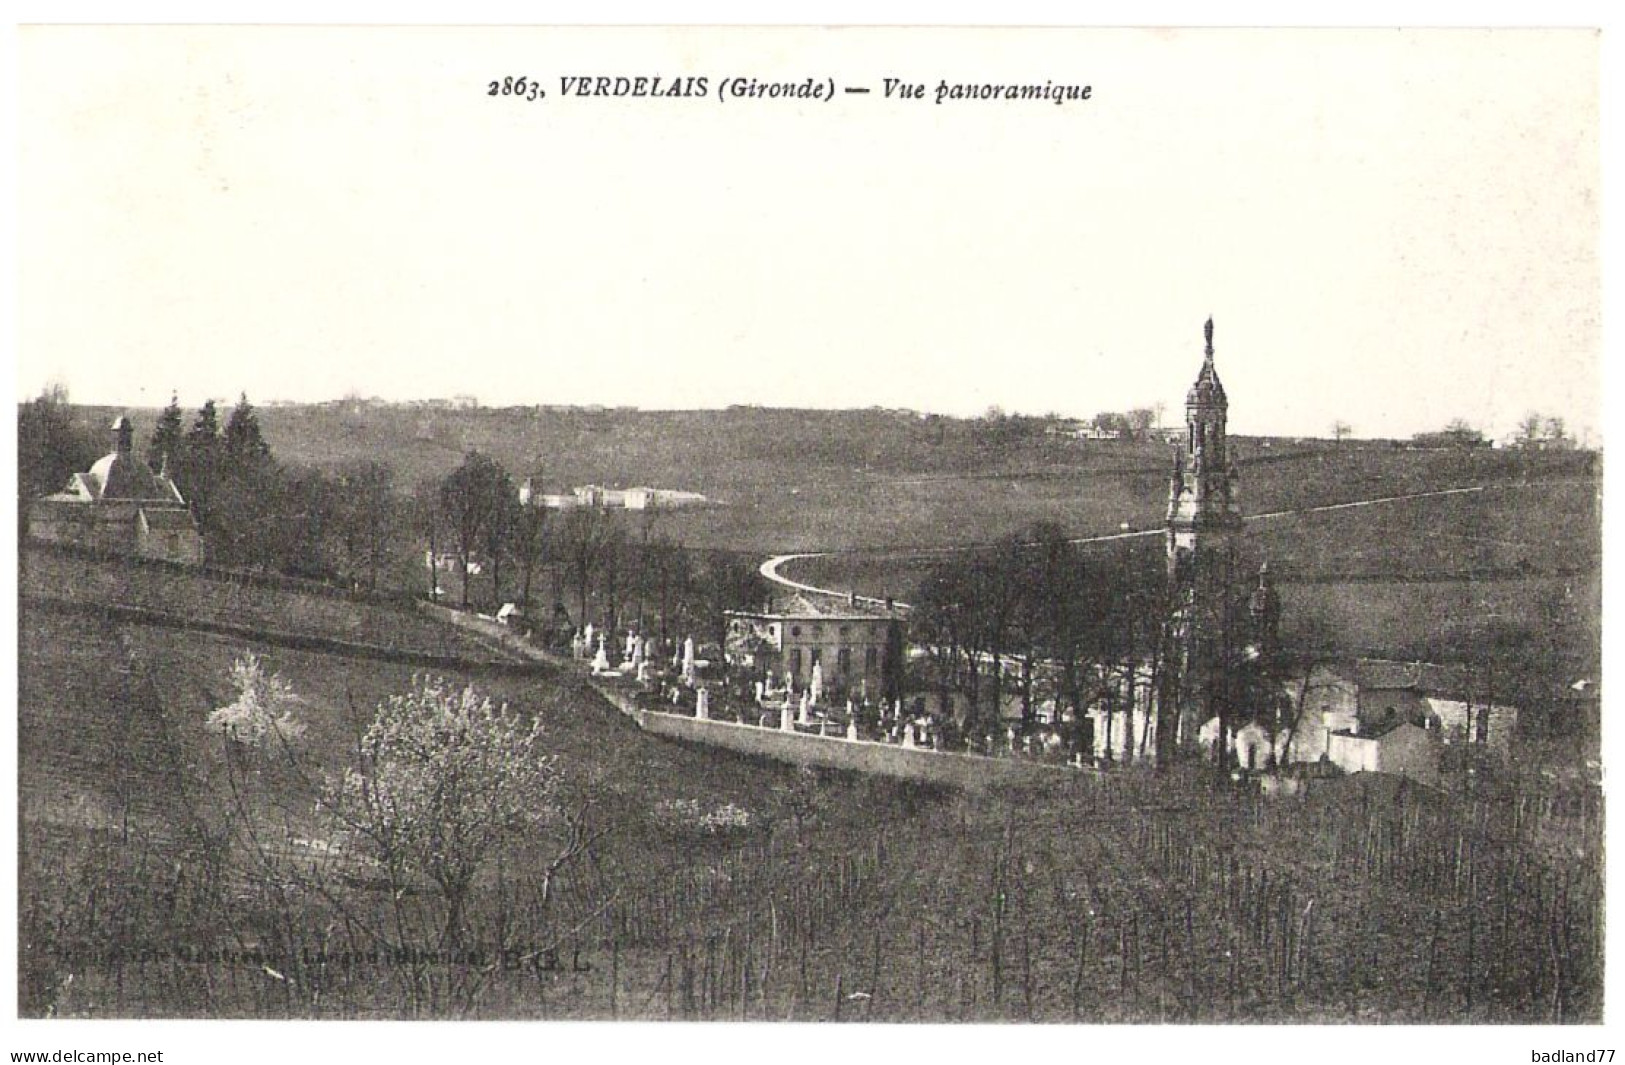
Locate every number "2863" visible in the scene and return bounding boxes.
[488,77,544,101]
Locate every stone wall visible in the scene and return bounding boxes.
[590,681,1085,791]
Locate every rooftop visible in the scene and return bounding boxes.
[729,590,902,621]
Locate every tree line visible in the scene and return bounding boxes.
[419,449,763,648]
[18,387,764,643]
[909,523,1174,746]
[908,522,1297,764]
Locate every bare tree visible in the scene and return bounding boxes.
[439,450,511,610]
[558,504,615,629]
[333,460,398,592]
[513,471,552,618]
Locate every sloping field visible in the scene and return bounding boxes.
[18,608,199,839]
[20,603,1601,1020]
[20,546,504,663]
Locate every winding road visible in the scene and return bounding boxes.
[758,483,1495,609]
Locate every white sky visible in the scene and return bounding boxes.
[16,26,1601,441]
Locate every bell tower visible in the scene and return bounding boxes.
[1162,318,1243,756]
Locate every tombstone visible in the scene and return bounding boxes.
[847,717,860,742]
[754,680,765,703]
[695,687,709,720]
[780,702,794,731]
[798,691,811,726]
[637,660,649,685]
[682,636,697,684]
[809,662,824,707]
[591,636,611,674]
[584,623,595,654]
[902,723,916,749]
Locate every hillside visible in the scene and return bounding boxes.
[64,402,1598,558]
[20,601,1601,1020]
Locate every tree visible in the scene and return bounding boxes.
[1021,522,1092,732]
[187,399,222,451]
[223,392,271,464]
[206,652,306,748]
[438,450,512,610]
[558,505,616,628]
[146,392,184,472]
[513,472,553,617]
[332,460,399,591]
[17,384,100,503]
[322,676,557,948]
[1091,411,1128,437]
[1516,411,1546,450]
[482,481,519,610]
[276,464,343,580]
[172,400,224,538]
[694,549,769,657]
[1413,419,1487,449]
[1331,420,1353,443]
[1126,408,1155,441]
[413,479,447,601]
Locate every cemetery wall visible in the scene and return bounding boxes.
[416,600,1083,790]
[591,681,1082,791]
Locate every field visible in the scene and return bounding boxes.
[71,402,1597,557]
[19,594,1604,1021]
[780,476,1601,669]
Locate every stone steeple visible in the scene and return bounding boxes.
[1161,318,1244,760]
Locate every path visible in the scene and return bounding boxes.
[759,483,1495,609]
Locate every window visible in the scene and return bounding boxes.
[788,649,802,676]
[790,625,801,637]
[865,647,879,672]
[838,647,851,675]
[839,625,850,636]
[810,648,822,667]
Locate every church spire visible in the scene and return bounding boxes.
[1186,319,1227,409]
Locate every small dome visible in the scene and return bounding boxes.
[87,451,167,501]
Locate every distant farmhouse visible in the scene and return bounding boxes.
[518,480,712,511]
[28,415,204,565]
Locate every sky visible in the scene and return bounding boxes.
[16,25,1602,442]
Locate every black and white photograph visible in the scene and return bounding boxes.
[7,10,1611,1060]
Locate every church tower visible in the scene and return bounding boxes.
[1161,318,1243,757]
